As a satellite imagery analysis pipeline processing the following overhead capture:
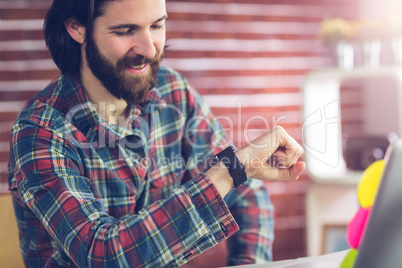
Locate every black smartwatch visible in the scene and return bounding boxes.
[213,146,248,188]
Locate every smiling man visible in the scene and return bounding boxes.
[7,0,305,267]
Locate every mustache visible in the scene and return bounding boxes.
[119,55,158,68]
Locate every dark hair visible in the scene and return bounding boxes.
[43,0,114,77]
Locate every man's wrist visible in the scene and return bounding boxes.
[213,146,248,188]
[205,163,234,198]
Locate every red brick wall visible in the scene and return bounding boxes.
[0,0,362,264]
[162,0,362,262]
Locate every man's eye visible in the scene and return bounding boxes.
[113,30,132,36]
[151,24,164,30]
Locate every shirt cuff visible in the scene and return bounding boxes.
[183,173,239,243]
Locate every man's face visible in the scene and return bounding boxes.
[84,0,167,105]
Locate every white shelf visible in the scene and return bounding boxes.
[302,65,402,185]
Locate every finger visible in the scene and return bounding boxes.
[269,149,289,168]
[275,161,305,181]
[269,147,303,168]
[259,160,305,181]
[288,161,306,179]
[274,128,304,160]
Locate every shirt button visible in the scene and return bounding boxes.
[140,158,149,169]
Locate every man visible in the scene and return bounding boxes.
[7,0,305,267]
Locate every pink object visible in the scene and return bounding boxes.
[347,207,370,249]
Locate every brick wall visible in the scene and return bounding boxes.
[162,0,362,262]
[0,0,362,264]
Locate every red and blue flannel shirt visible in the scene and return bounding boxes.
[8,66,274,267]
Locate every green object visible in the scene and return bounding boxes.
[340,249,358,268]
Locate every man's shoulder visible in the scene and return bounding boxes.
[14,75,73,129]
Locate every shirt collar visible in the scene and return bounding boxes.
[128,87,167,120]
[58,75,165,148]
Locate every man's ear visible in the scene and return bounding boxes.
[64,18,86,44]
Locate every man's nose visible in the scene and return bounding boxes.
[132,30,156,59]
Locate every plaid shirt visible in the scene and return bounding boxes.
[8,66,274,267]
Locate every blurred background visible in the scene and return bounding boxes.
[1,0,402,267]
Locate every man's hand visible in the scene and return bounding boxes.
[206,125,305,198]
[236,125,305,181]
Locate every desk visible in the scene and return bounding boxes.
[227,250,349,268]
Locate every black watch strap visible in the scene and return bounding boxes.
[213,146,248,188]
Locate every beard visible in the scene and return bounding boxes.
[85,35,163,106]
